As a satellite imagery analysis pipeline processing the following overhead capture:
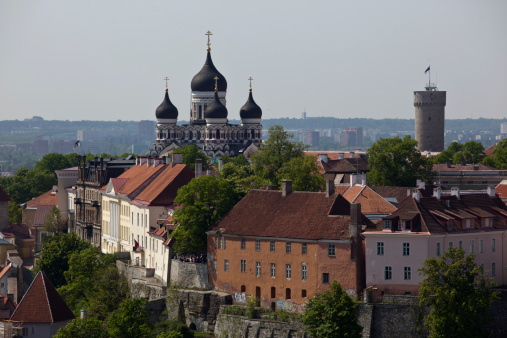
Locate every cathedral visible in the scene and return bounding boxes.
[149,32,263,159]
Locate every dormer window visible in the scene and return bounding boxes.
[404,221,411,230]
[384,220,391,230]
[397,220,402,231]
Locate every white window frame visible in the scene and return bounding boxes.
[377,242,384,256]
[285,264,291,279]
[384,266,392,280]
[301,263,307,281]
[270,263,276,278]
[240,259,246,272]
[402,242,410,256]
[404,266,411,280]
[256,262,261,276]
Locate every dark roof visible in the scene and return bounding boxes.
[210,190,373,240]
[204,91,228,119]
[239,91,262,119]
[10,271,75,323]
[370,186,412,205]
[34,205,54,227]
[0,186,10,202]
[191,51,227,92]
[326,158,369,173]
[155,89,178,120]
[432,163,501,172]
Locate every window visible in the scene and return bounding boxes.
[255,239,261,251]
[286,264,291,279]
[470,240,475,254]
[223,237,226,249]
[384,266,392,280]
[218,234,222,249]
[459,240,463,248]
[241,259,246,272]
[301,264,307,281]
[448,241,454,248]
[404,266,411,280]
[286,241,291,254]
[403,242,410,256]
[480,263,485,275]
[404,221,410,230]
[137,213,139,226]
[384,220,391,229]
[224,260,229,272]
[328,244,336,256]
[286,288,291,299]
[241,238,246,250]
[492,262,496,277]
[270,240,275,252]
[302,242,307,255]
[241,285,246,293]
[271,287,276,298]
[213,259,217,271]
[492,238,496,252]
[256,262,261,276]
[436,243,441,256]
[322,273,329,283]
[302,289,307,298]
[397,220,401,230]
[479,239,483,253]
[377,242,384,256]
[270,263,276,278]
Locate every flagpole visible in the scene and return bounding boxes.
[428,66,431,89]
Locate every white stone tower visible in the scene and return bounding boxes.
[414,81,446,152]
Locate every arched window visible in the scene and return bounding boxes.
[251,129,255,138]
[189,131,193,139]
[199,105,203,119]
[196,130,201,140]
[216,129,220,140]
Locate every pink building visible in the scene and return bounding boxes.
[363,187,507,295]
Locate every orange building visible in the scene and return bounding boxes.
[207,180,373,312]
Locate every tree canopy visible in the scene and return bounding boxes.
[54,318,108,338]
[366,135,434,187]
[43,205,67,234]
[172,145,209,171]
[277,155,325,192]
[171,175,243,254]
[418,247,499,338]
[251,125,307,185]
[301,280,362,338]
[483,138,507,169]
[431,141,485,164]
[106,298,152,338]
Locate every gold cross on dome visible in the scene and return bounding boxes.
[248,77,253,91]
[205,30,212,51]
[164,76,169,90]
[214,76,219,92]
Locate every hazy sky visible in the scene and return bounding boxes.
[1,0,506,121]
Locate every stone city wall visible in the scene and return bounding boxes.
[170,259,210,289]
[214,314,307,338]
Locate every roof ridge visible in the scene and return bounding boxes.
[41,272,54,323]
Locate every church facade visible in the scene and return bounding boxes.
[149,33,263,159]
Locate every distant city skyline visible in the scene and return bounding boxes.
[1,0,506,121]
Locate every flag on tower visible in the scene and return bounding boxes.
[424,66,430,73]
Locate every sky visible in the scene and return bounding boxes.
[0,0,506,121]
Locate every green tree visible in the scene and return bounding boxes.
[221,154,250,167]
[432,141,486,165]
[43,205,67,234]
[0,168,55,204]
[171,175,242,254]
[418,247,499,338]
[219,161,270,193]
[7,201,22,224]
[106,298,152,338]
[301,281,362,338]
[152,319,194,338]
[54,318,108,338]
[366,136,434,187]
[34,233,91,288]
[277,155,325,192]
[34,152,73,175]
[483,139,507,169]
[173,145,209,171]
[251,125,307,185]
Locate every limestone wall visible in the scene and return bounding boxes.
[170,259,209,289]
[214,314,307,338]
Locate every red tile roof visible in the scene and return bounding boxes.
[111,163,167,199]
[33,205,53,227]
[432,163,500,172]
[0,186,10,203]
[485,144,496,156]
[496,181,507,198]
[210,190,374,240]
[342,185,397,215]
[10,271,75,323]
[25,190,58,208]
[132,164,195,206]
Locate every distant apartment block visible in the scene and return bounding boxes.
[304,131,320,147]
[341,127,363,147]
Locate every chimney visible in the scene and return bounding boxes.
[326,179,334,198]
[487,185,496,197]
[338,152,345,159]
[99,157,104,182]
[451,187,460,199]
[139,156,148,165]
[153,157,162,167]
[447,159,452,168]
[433,186,442,200]
[474,164,479,171]
[349,203,361,238]
[350,151,355,159]
[80,309,87,320]
[350,174,358,187]
[361,178,366,187]
[282,180,292,197]
[136,156,139,165]
[416,179,425,190]
[52,185,58,194]
[147,157,153,167]
[195,159,202,178]
[218,159,223,171]
[318,154,328,164]
[412,189,420,201]
[166,155,172,164]
[173,153,183,164]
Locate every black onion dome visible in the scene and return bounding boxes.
[155,90,178,119]
[191,52,227,92]
[240,91,262,119]
[204,92,228,119]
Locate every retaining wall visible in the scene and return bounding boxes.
[170,259,209,289]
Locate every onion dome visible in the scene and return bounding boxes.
[155,89,178,119]
[204,91,228,119]
[240,91,262,119]
[191,52,227,92]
